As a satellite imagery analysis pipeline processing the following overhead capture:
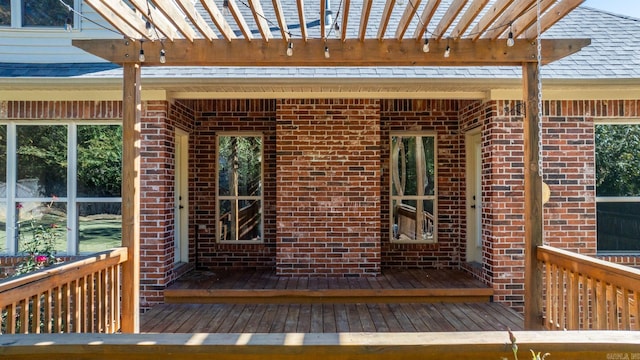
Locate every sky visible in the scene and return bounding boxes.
[583,0,640,19]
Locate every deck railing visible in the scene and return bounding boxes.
[0,247,127,334]
[537,245,640,330]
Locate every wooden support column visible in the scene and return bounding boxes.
[121,63,141,333]
[523,62,544,330]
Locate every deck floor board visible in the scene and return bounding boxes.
[145,269,524,333]
[139,302,523,333]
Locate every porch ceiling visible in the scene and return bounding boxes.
[73,0,589,67]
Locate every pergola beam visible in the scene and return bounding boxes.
[73,38,590,67]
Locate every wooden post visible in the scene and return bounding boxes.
[121,63,141,333]
[523,62,544,330]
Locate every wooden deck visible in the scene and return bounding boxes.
[141,269,524,333]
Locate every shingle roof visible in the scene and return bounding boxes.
[0,5,638,81]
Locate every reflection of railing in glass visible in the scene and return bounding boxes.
[394,203,434,241]
[219,200,261,241]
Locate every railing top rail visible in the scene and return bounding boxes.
[0,247,128,294]
[537,245,640,289]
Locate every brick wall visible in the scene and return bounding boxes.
[276,99,381,276]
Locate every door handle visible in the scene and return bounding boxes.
[179,205,184,209]
[470,205,476,209]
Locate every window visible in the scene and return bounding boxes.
[595,122,640,253]
[0,122,122,256]
[390,133,437,243]
[217,134,263,243]
[1,0,76,28]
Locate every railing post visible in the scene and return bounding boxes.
[121,63,141,333]
[523,62,544,330]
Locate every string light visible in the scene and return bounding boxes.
[138,42,145,62]
[324,45,330,59]
[222,0,229,16]
[65,10,73,32]
[422,38,430,53]
[507,23,515,47]
[397,0,405,5]
[286,41,293,56]
[159,49,166,63]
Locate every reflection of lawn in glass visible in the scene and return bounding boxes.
[79,215,122,254]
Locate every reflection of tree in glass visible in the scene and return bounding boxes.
[17,125,68,197]
[0,1,10,26]
[22,0,73,27]
[596,124,640,197]
[77,125,122,197]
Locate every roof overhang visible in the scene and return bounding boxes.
[1,76,638,102]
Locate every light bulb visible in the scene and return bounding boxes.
[444,45,450,58]
[146,20,153,37]
[397,0,405,5]
[159,49,166,64]
[222,0,229,15]
[422,38,429,53]
[507,31,515,47]
[65,11,73,32]
[324,46,330,59]
[139,48,145,62]
[286,42,293,57]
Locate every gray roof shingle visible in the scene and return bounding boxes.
[0,5,638,81]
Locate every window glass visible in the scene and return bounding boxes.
[597,202,640,252]
[596,123,640,252]
[0,0,9,26]
[78,202,122,254]
[77,125,122,197]
[17,200,67,254]
[217,135,263,242]
[391,134,437,243]
[17,125,68,198]
[0,201,6,254]
[0,125,6,190]
[22,0,73,27]
[218,136,262,197]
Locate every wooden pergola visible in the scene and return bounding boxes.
[72,0,590,333]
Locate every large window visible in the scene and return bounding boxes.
[217,134,263,243]
[596,122,640,253]
[0,0,77,28]
[390,133,437,243]
[1,122,122,256]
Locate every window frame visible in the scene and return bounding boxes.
[1,0,80,30]
[1,120,123,256]
[595,118,640,254]
[215,132,264,244]
[389,131,438,244]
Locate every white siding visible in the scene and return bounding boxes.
[0,1,120,63]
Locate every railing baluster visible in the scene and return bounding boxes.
[580,276,589,329]
[43,289,52,333]
[622,289,631,330]
[597,281,607,329]
[32,294,42,334]
[567,270,579,330]
[544,262,552,330]
[19,298,27,334]
[7,303,16,334]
